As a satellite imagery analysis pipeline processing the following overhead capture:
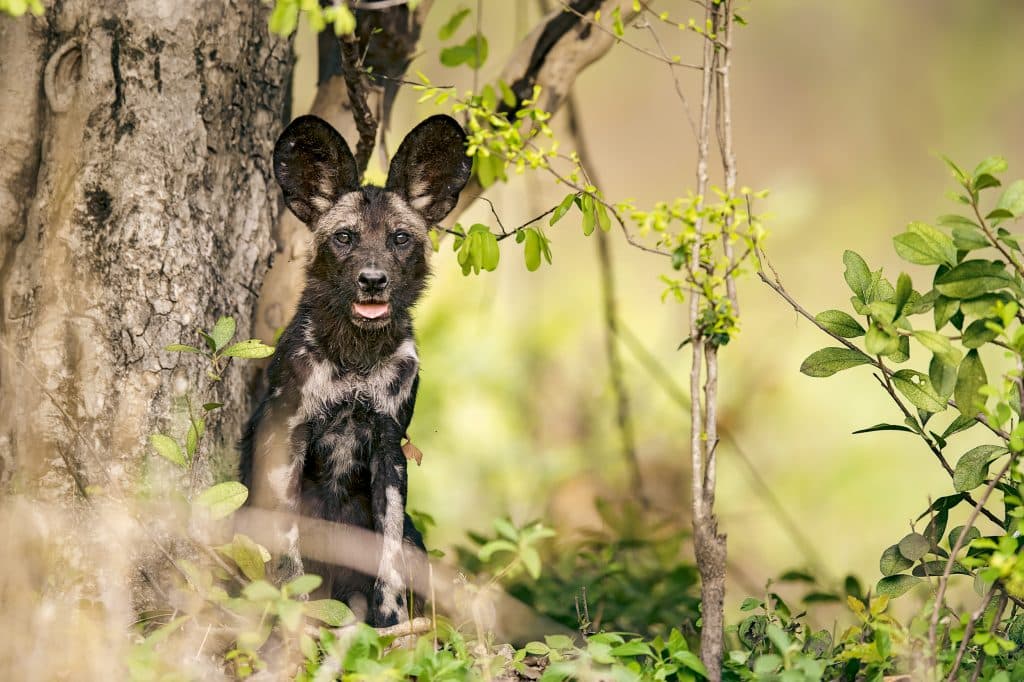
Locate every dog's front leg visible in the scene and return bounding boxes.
[369,415,413,627]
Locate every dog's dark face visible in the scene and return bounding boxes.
[273,115,471,331]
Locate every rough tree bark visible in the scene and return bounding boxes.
[0,3,291,497]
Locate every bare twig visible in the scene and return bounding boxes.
[973,200,1024,281]
[716,0,738,313]
[756,251,1012,445]
[638,16,697,138]
[758,257,1006,528]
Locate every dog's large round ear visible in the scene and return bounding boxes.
[273,116,359,225]
[386,115,472,225]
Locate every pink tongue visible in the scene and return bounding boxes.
[353,302,390,319]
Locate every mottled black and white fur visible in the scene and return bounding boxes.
[240,114,471,627]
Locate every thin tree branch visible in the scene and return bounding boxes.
[756,249,1012,442]
[716,0,738,314]
[638,15,698,139]
[339,36,379,178]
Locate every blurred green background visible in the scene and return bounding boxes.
[293,1,1024,612]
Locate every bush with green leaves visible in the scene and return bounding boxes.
[787,156,1024,679]
[457,500,702,641]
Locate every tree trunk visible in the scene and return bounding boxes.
[0,2,291,498]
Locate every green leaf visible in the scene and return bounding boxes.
[210,316,236,351]
[438,7,471,40]
[522,228,541,271]
[935,260,1015,299]
[268,0,299,36]
[923,508,949,547]
[929,355,957,398]
[913,330,960,364]
[897,533,930,561]
[843,250,871,302]
[185,419,203,459]
[799,347,873,378]
[606,5,622,35]
[477,539,516,562]
[954,349,987,417]
[934,296,960,331]
[960,293,1010,318]
[880,544,913,576]
[952,225,989,251]
[974,173,1001,192]
[473,153,492,189]
[960,318,998,349]
[217,534,267,581]
[150,434,185,468]
[284,574,323,597]
[943,156,969,185]
[865,325,899,356]
[243,580,280,602]
[892,222,956,267]
[953,445,1008,492]
[550,193,576,226]
[942,413,978,439]
[305,599,354,626]
[440,33,488,68]
[498,80,516,108]
[895,272,913,315]
[740,597,762,611]
[195,481,249,520]
[595,201,611,232]
[221,339,276,359]
[891,370,945,412]
[164,343,202,354]
[277,599,304,631]
[608,640,652,658]
[973,156,1008,180]
[673,650,708,677]
[580,194,595,236]
[912,560,970,577]
[948,525,981,549]
[521,546,542,579]
[876,574,923,599]
[852,423,914,435]
[325,4,356,35]
[996,179,1024,218]
[753,654,782,675]
[815,310,865,338]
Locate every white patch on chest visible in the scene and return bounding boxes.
[297,339,419,421]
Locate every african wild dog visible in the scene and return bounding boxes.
[240,114,471,627]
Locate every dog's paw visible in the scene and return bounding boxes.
[370,581,407,627]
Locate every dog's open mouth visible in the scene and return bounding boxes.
[352,302,390,320]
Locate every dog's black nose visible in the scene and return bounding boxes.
[358,269,389,292]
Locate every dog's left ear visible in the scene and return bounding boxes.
[386,115,472,225]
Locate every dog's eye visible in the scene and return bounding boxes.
[393,231,410,246]
[333,230,353,246]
